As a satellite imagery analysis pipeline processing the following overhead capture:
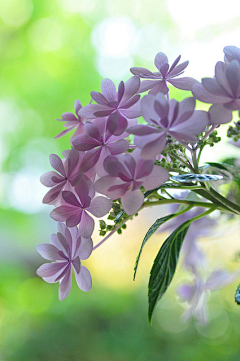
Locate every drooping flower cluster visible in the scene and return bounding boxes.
[37,46,240,325]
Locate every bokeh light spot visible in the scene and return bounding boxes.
[0,0,33,27]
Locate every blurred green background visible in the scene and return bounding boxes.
[0,0,240,360]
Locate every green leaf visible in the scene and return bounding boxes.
[148,220,191,324]
[133,214,176,280]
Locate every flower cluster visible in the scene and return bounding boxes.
[37,46,240,324]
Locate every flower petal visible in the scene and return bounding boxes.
[87,196,112,217]
[121,189,144,215]
[75,265,92,292]
[37,243,66,261]
[59,266,72,301]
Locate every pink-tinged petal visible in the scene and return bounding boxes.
[77,237,93,260]
[72,257,81,274]
[74,99,82,114]
[59,112,78,121]
[94,175,118,196]
[171,110,209,138]
[66,212,82,228]
[79,104,108,118]
[62,191,81,207]
[37,262,66,278]
[87,196,112,217]
[154,52,168,71]
[107,139,129,155]
[84,121,101,141]
[141,134,166,159]
[54,127,76,139]
[168,77,198,91]
[208,104,233,124]
[149,81,169,95]
[192,83,228,104]
[90,91,108,105]
[130,67,155,77]
[121,189,144,215]
[120,94,140,109]
[142,165,169,190]
[79,211,95,238]
[80,148,101,173]
[104,157,129,179]
[118,81,124,102]
[57,232,71,256]
[75,265,92,292]
[72,134,99,151]
[94,109,113,117]
[127,124,158,136]
[40,171,61,187]
[106,112,119,135]
[59,266,72,301]
[49,154,66,177]
[50,206,78,222]
[107,183,129,199]
[135,159,153,179]
[139,79,159,93]
[226,60,240,97]
[101,78,117,101]
[37,243,65,261]
[50,233,66,253]
[42,184,63,204]
[120,100,141,118]
[120,76,140,105]
[168,59,188,77]
[75,179,91,207]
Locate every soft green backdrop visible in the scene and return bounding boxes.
[0,0,240,360]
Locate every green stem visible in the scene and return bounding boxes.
[142,199,220,211]
[191,148,199,173]
[169,152,195,173]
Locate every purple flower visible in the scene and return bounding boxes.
[40,149,82,205]
[55,100,86,140]
[78,77,141,136]
[130,52,198,95]
[36,222,93,301]
[177,267,240,325]
[50,177,112,237]
[224,45,240,64]
[72,118,131,176]
[192,60,240,120]
[127,93,209,159]
[94,148,169,215]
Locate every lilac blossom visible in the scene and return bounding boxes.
[177,267,240,325]
[192,60,240,120]
[55,100,86,140]
[40,148,83,205]
[78,77,141,136]
[94,148,169,215]
[50,177,112,237]
[36,222,93,301]
[130,52,198,95]
[72,118,133,176]
[127,93,209,159]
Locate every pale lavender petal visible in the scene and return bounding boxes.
[214,61,233,96]
[127,124,158,135]
[42,184,63,204]
[177,284,196,302]
[101,78,117,101]
[62,191,81,207]
[141,165,169,190]
[54,127,76,139]
[206,268,240,290]
[87,196,112,217]
[37,244,65,261]
[192,83,228,104]
[175,97,195,124]
[49,154,66,177]
[141,134,166,159]
[37,262,66,278]
[94,175,119,196]
[171,110,209,138]
[90,91,108,105]
[121,189,144,215]
[77,237,93,260]
[168,59,188,77]
[66,212,82,227]
[118,81,124,102]
[226,60,240,97]
[72,257,81,274]
[75,180,91,207]
[130,67,155,77]
[224,45,240,63]
[208,104,232,124]
[59,265,72,301]
[148,81,168,95]
[75,265,92,292]
[154,92,169,119]
[141,94,159,125]
[168,77,198,91]
[120,94,140,109]
[84,121,101,141]
[106,112,119,134]
[154,52,168,71]
[139,80,159,93]
[50,233,66,253]
[74,99,82,114]
[50,206,78,222]
[80,148,101,173]
[160,63,169,77]
[72,135,99,151]
[57,232,71,256]
[79,211,95,238]
[79,104,109,118]
[40,171,61,187]
[202,78,229,97]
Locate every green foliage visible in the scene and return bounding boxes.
[148,221,191,324]
[133,214,176,280]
